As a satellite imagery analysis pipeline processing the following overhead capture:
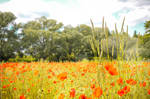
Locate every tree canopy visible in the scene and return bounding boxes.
[0,11,149,61]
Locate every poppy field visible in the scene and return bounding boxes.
[0,61,150,99]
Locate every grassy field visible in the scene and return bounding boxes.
[0,61,150,99]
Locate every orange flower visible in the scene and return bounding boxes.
[48,75,51,79]
[57,72,67,81]
[108,68,118,75]
[20,94,25,99]
[71,80,74,83]
[2,84,10,88]
[34,70,39,75]
[48,68,52,72]
[53,81,57,84]
[148,89,150,95]
[118,90,124,96]
[93,87,103,98]
[148,70,150,76]
[110,82,115,87]
[126,79,137,85]
[104,63,118,76]
[123,86,130,94]
[27,88,30,92]
[139,82,146,87]
[90,84,95,90]
[81,73,85,76]
[79,94,87,99]
[117,86,130,96]
[58,93,64,99]
[70,88,75,98]
[13,88,17,91]
[117,78,123,85]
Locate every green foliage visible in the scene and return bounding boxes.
[144,20,150,34]
[22,16,63,60]
[133,30,138,38]
[139,33,150,59]
[0,11,21,61]
[0,11,149,62]
[139,20,150,59]
[8,55,36,62]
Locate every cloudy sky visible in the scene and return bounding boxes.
[0,0,150,35]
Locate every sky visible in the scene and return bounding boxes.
[0,0,150,35]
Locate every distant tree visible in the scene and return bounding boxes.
[144,20,150,34]
[139,20,150,59]
[0,11,21,61]
[22,16,63,60]
[76,24,92,36]
[133,30,138,38]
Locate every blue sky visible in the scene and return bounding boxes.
[0,0,150,36]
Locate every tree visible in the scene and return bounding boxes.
[139,20,150,59]
[144,20,150,34]
[22,16,63,60]
[0,11,21,61]
[133,30,138,38]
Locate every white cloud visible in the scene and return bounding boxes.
[0,0,149,35]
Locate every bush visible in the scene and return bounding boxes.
[8,55,36,62]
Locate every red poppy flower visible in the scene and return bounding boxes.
[90,84,95,89]
[118,90,125,96]
[148,89,150,95]
[117,78,123,85]
[110,82,115,87]
[126,79,137,85]
[58,93,64,99]
[123,86,130,94]
[57,72,67,81]
[20,94,25,99]
[70,88,75,98]
[104,63,118,76]
[93,87,103,98]
[79,94,87,99]
[139,82,146,87]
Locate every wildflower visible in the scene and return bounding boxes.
[3,85,7,88]
[58,93,64,99]
[79,94,87,99]
[71,80,74,83]
[90,84,95,90]
[81,73,85,76]
[148,89,150,95]
[139,82,146,87]
[104,63,118,76]
[117,78,123,85]
[48,75,51,79]
[70,88,75,98]
[118,90,125,96]
[123,86,130,94]
[126,79,137,85]
[48,68,52,72]
[148,70,150,76]
[34,70,39,75]
[57,72,67,81]
[110,82,115,87]
[2,84,10,88]
[117,86,130,96]
[27,88,30,92]
[13,88,17,90]
[20,94,25,99]
[48,89,50,93]
[9,80,14,83]
[53,81,57,84]
[93,87,103,98]
[52,72,55,76]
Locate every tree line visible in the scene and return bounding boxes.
[0,11,150,62]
